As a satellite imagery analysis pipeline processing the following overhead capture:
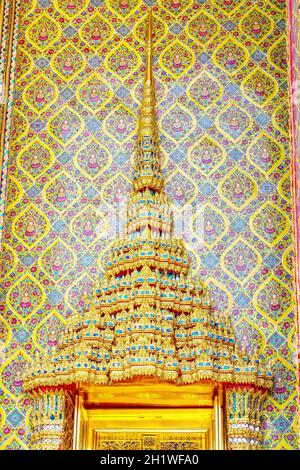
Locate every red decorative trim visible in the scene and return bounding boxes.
[287,0,300,429]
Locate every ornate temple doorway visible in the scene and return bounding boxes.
[73,379,224,450]
[23,11,272,451]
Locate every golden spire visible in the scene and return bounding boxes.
[133,8,163,193]
[137,8,157,141]
[146,8,154,83]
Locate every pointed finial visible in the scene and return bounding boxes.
[145,7,153,85]
[147,7,152,42]
[133,8,164,193]
[137,8,157,142]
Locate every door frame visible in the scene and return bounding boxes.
[73,381,224,450]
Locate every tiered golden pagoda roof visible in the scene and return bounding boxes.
[23,11,272,393]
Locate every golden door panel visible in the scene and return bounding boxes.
[74,382,223,450]
[95,431,206,450]
[76,407,217,450]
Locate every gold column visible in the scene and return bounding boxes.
[30,390,75,450]
[72,394,80,450]
[73,394,88,450]
[213,385,224,450]
[225,386,267,450]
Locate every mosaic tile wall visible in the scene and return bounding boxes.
[0,0,299,449]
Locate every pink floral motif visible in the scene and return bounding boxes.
[203,206,226,246]
[165,172,196,207]
[274,102,290,135]
[221,169,256,209]
[214,39,247,74]
[217,104,250,141]
[0,246,16,278]
[105,107,136,142]
[67,275,93,312]
[240,8,273,43]
[55,0,88,17]
[109,0,140,18]
[1,356,28,397]
[252,204,288,246]
[249,135,282,174]
[6,177,21,207]
[25,76,56,112]
[212,0,243,14]
[107,44,139,79]
[72,209,107,245]
[19,141,52,178]
[48,108,82,145]
[35,315,66,351]
[27,14,60,50]
[10,111,28,143]
[223,240,259,282]
[45,174,80,212]
[235,320,264,356]
[242,70,276,106]
[270,38,288,71]
[78,76,111,111]
[52,44,85,81]
[188,12,219,44]
[41,241,75,282]
[8,276,44,319]
[188,73,221,108]
[162,105,194,142]
[189,137,223,175]
[76,141,109,179]
[161,42,193,77]
[15,49,32,79]
[257,278,293,322]
[163,0,192,15]
[13,206,48,248]
[80,15,112,49]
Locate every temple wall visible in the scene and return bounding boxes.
[0,0,298,449]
